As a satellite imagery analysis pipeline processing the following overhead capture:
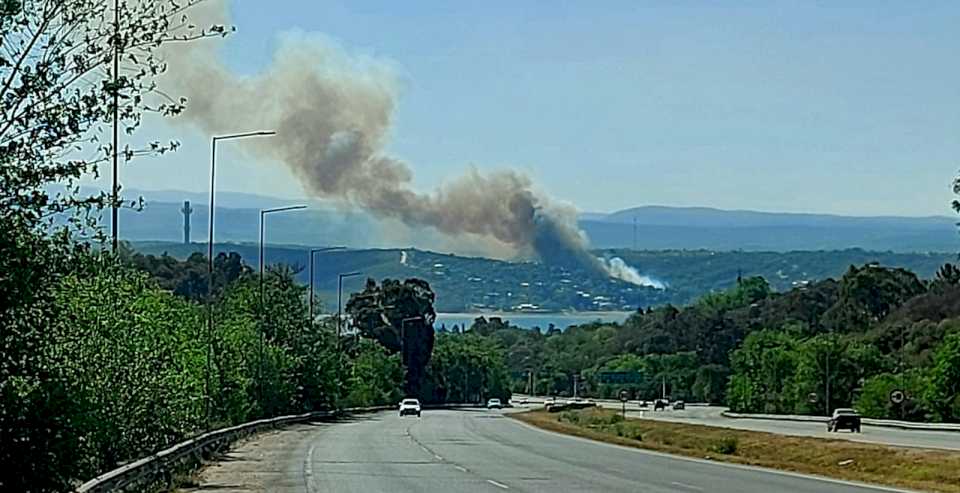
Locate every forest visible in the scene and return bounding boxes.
[482,263,960,423]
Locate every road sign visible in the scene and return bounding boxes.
[890,389,905,405]
[807,392,818,404]
[618,389,631,402]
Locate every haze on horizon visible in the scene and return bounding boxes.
[99,1,960,218]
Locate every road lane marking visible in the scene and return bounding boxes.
[671,481,704,491]
[302,443,316,493]
[487,479,510,489]
[455,465,468,473]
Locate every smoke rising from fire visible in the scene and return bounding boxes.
[166,2,628,278]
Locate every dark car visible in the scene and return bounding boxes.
[672,400,685,410]
[828,408,861,433]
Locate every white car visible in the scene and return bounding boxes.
[487,398,502,409]
[399,398,421,417]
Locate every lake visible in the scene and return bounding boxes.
[435,311,633,331]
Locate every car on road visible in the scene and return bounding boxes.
[828,408,861,433]
[399,398,421,417]
[487,398,503,409]
[653,399,669,411]
[672,400,685,410]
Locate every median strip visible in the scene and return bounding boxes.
[511,408,960,493]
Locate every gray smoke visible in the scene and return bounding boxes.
[166,2,602,273]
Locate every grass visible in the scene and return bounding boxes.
[512,408,960,493]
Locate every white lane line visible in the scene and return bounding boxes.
[434,454,443,461]
[302,443,316,493]
[671,481,704,491]
[455,465,468,473]
[487,479,510,489]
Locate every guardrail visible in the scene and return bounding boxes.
[75,404,414,493]
[721,411,960,432]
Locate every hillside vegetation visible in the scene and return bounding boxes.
[133,241,954,312]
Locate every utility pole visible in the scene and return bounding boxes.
[573,374,579,399]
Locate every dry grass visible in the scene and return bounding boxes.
[512,408,960,493]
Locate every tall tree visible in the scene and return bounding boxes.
[346,278,437,395]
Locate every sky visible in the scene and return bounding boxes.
[108,0,960,217]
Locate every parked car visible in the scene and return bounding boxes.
[828,408,861,433]
[399,398,421,417]
[487,398,503,409]
[672,400,686,410]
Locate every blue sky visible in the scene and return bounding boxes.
[118,1,960,216]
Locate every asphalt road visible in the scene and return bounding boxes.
[574,400,960,451]
[188,409,914,493]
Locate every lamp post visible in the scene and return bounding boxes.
[257,205,307,411]
[309,247,347,322]
[205,130,275,424]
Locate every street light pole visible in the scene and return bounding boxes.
[258,205,307,411]
[309,247,346,322]
[205,130,275,424]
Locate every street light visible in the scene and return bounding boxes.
[337,272,362,342]
[205,130,275,424]
[309,247,347,322]
[258,204,307,410]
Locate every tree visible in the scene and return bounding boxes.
[727,330,800,413]
[824,265,926,332]
[346,278,437,395]
[928,331,960,421]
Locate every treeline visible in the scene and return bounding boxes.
[485,264,960,422]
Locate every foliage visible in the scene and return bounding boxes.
[424,332,512,404]
[342,339,404,408]
[346,278,437,395]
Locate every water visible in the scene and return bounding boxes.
[435,311,633,331]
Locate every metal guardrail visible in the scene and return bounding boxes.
[721,411,960,432]
[75,406,392,493]
[76,403,482,493]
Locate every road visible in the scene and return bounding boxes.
[573,400,960,451]
[188,409,913,493]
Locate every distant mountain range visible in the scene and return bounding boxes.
[100,189,959,253]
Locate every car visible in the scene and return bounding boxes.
[828,408,861,433]
[653,399,669,411]
[487,398,502,409]
[672,400,685,410]
[399,398,421,417]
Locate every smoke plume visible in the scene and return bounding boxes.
[598,257,666,289]
[167,2,604,274]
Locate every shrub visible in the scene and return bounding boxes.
[709,436,739,455]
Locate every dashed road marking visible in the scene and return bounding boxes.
[671,481,704,491]
[487,479,510,489]
[302,443,317,493]
[455,465,468,473]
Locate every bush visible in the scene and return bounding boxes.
[708,436,739,455]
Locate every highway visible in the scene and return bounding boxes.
[188,409,913,493]
[574,400,960,451]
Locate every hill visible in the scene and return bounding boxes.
[105,190,960,253]
[131,241,956,313]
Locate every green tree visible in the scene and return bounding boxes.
[928,331,960,421]
[346,278,437,395]
[727,330,800,413]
